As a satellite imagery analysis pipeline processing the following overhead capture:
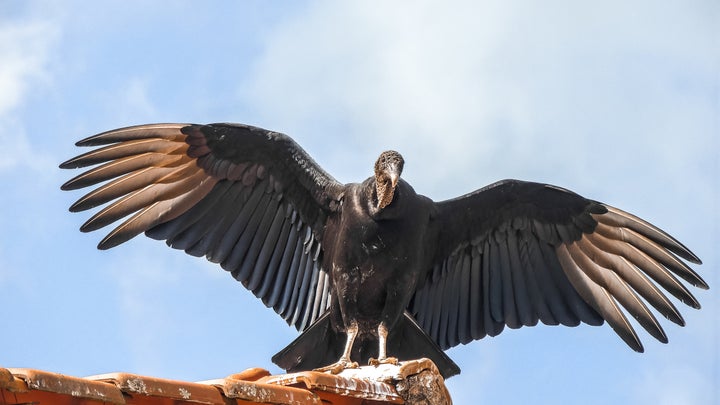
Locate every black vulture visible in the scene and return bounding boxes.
[60,123,707,379]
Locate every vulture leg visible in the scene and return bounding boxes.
[369,322,399,366]
[313,321,359,374]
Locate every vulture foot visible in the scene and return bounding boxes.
[369,356,399,366]
[314,358,359,374]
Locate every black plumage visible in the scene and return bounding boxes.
[60,123,707,379]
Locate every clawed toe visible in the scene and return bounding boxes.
[369,356,399,366]
[314,358,359,374]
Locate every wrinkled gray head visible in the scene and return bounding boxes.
[374,150,404,210]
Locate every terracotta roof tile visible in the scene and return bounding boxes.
[0,359,452,405]
[87,372,227,404]
[1,367,126,405]
[260,370,403,404]
[202,376,322,404]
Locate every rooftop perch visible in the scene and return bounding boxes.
[0,358,451,405]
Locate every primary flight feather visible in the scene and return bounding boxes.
[61,123,707,378]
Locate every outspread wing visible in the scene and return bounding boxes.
[410,179,706,351]
[60,123,345,331]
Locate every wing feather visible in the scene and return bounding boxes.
[507,232,535,326]
[232,192,281,282]
[277,231,307,317]
[483,242,505,336]
[247,205,287,292]
[456,253,472,344]
[410,179,703,352]
[597,206,701,263]
[557,244,643,352]
[97,175,218,249]
[186,184,250,257]
[298,257,322,331]
[71,123,187,146]
[565,242,667,343]
[220,186,272,268]
[488,242,504,324]
[539,241,601,325]
[575,236,684,326]
[516,234,548,325]
[290,250,317,327]
[441,257,460,348]
[524,233,566,325]
[268,220,301,310]
[61,138,186,169]
[147,180,235,243]
[585,229,700,308]
[428,264,446,344]
[498,240,519,328]
[318,271,332,315]
[258,215,293,305]
[63,153,191,191]
[61,123,344,331]
[469,250,484,339]
[80,166,208,233]
[593,221,707,289]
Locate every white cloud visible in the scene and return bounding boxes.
[243,2,502,179]
[241,1,717,198]
[111,77,158,123]
[0,20,55,114]
[0,118,57,172]
[0,17,58,172]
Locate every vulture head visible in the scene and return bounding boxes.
[374,150,404,210]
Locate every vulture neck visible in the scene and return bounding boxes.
[375,177,397,211]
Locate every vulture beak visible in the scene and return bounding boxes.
[388,168,400,189]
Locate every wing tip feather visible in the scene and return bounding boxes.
[599,205,703,265]
[74,123,189,147]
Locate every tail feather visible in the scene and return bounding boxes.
[272,312,342,372]
[272,312,461,378]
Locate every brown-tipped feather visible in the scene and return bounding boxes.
[592,220,708,289]
[74,123,188,147]
[80,167,206,233]
[70,166,181,212]
[566,243,667,343]
[97,176,218,250]
[585,230,700,309]
[575,236,685,326]
[597,206,701,264]
[557,244,643,352]
[61,152,190,190]
[60,138,187,169]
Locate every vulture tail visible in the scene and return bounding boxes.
[272,312,461,379]
[272,312,342,374]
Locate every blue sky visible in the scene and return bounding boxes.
[1,1,718,403]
